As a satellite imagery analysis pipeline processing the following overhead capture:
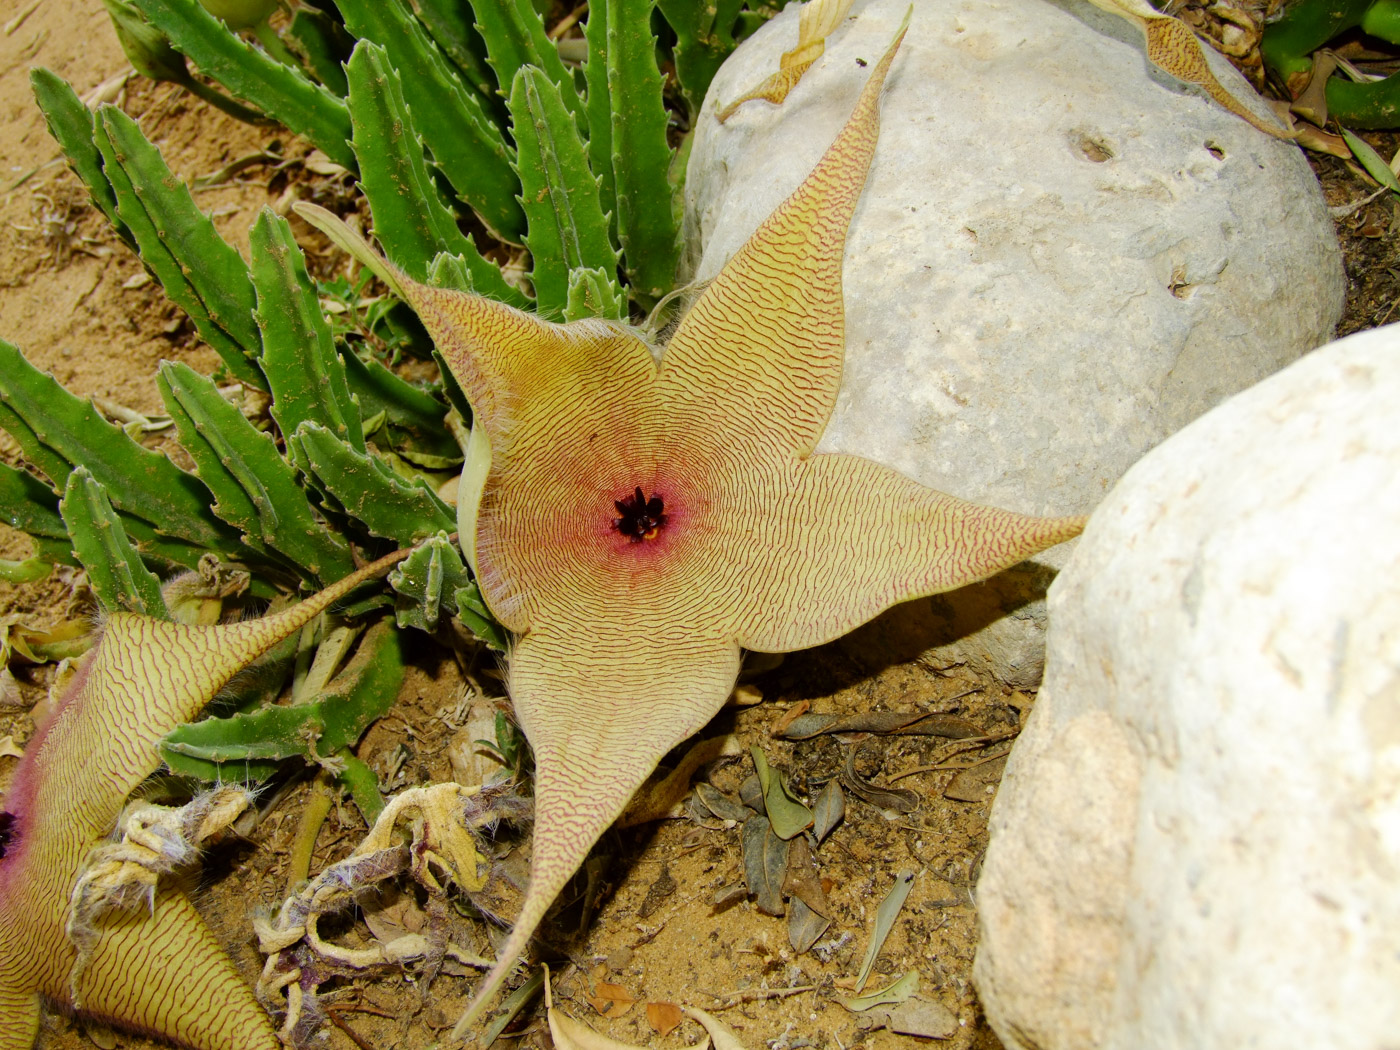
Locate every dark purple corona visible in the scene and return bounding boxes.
[613,487,667,543]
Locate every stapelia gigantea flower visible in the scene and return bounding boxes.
[360,24,1082,1032]
[0,550,410,1050]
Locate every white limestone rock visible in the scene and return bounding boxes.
[973,323,1400,1049]
[683,0,1344,685]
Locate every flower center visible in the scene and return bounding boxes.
[613,487,667,543]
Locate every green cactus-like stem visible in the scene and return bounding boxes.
[345,41,522,309]
[158,361,357,584]
[160,618,405,786]
[413,0,502,116]
[286,9,351,96]
[1261,0,1371,83]
[0,460,74,569]
[583,0,618,245]
[606,0,682,302]
[510,65,622,319]
[290,422,457,545]
[134,0,356,169]
[251,210,366,460]
[657,0,748,113]
[472,0,585,125]
[0,338,246,575]
[59,469,170,618]
[334,0,525,242]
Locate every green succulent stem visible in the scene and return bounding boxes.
[179,67,273,122]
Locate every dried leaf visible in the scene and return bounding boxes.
[686,793,726,829]
[731,683,763,706]
[943,754,1009,802]
[646,1001,683,1037]
[769,698,810,735]
[751,746,813,839]
[855,870,916,992]
[739,773,764,814]
[778,710,981,741]
[841,749,919,814]
[741,815,789,916]
[588,980,636,1019]
[549,1005,636,1049]
[637,865,677,920]
[782,835,830,917]
[837,970,919,1013]
[683,1005,752,1050]
[713,883,748,909]
[361,885,427,945]
[480,968,545,1048]
[788,897,831,954]
[1289,51,1336,127]
[547,969,714,1050]
[888,997,959,1039]
[813,780,845,843]
[694,782,751,823]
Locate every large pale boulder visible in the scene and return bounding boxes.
[973,324,1400,1049]
[684,0,1344,685]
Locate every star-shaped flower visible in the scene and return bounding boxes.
[313,23,1083,1035]
[0,551,408,1050]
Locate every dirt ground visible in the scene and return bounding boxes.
[0,3,1389,1049]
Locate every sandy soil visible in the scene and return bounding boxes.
[0,2,1385,1049]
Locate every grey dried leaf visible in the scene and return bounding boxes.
[713,883,748,909]
[787,897,831,954]
[837,970,919,1012]
[741,815,788,916]
[888,997,959,1039]
[751,745,813,840]
[813,780,845,843]
[854,870,917,992]
[738,772,764,814]
[685,792,726,830]
[637,864,676,920]
[777,710,983,741]
[695,781,751,823]
[841,749,919,814]
[781,835,830,917]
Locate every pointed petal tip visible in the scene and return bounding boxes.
[292,201,409,301]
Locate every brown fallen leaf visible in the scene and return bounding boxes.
[646,1001,683,1037]
[943,754,1009,802]
[546,967,725,1050]
[769,698,810,736]
[589,980,636,1019]
[788,898,831,955]
[841,749,919,813]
